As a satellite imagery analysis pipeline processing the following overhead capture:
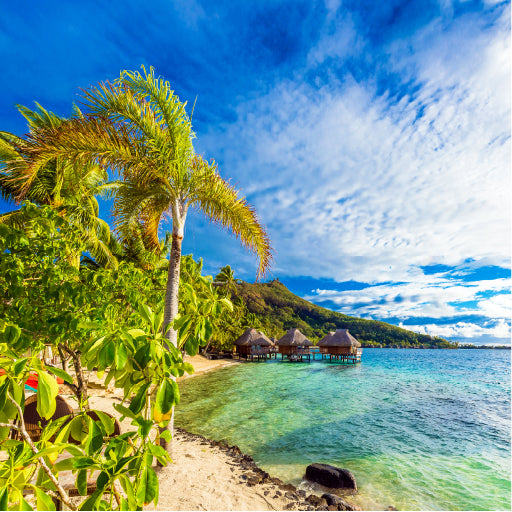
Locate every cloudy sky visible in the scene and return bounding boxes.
[1,0,510,344]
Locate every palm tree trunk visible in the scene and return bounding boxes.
[159,203,186,459]
[162,230,183,347]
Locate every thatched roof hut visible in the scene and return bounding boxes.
[234,328,273,347]
[276,328,312,356]
[317,329,361,355]
[234,328,274,358]
[277,328,312,347]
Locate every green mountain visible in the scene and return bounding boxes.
[235,279,457,348]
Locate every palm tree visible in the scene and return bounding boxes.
[214,265,240,296]
[19,67,273,351]
[0,104,118,268]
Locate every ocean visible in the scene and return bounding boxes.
[175,349,511,511]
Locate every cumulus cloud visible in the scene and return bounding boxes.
[193,6,511,338]
[199,7,510,286]
[402,320,511,342]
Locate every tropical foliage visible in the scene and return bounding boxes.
[0,204,233,510]
[16,66,272,351]
[0,65,270,509]
[0,103,119,269]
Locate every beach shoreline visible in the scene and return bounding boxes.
[86,355,361,511]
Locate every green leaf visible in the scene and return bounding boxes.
[171,379,180,405]
[153,309,164,334]
[113,403,137,420]
[40,415,71,442]
[37,371,59,420]
[220,297,234,312]
[85,417,104,455]
[154,379,174,415]
[99,341,115,368]
[19,497,34,511]
[203,318,213,341]
[128,383,150,415]
[0,487,7,511]
[68,416,87,443]
[0,380,9,411]
[137,304,153,326]
[91,410,115,436]
[3,324,21,344]
[136,466,158,506]
[71,457,98,470]
[159,429,172,442]
[78,489,102,511]
[184,338,199,356]
[54,458,76,471]
[126,329,146,339]
[148,443,171,466]
[35,487,56,511]
[115,343,128,370]
[134,417,153,439]
[119,498,131,511]
[13,358,28,376]
[181,362,194,375]
[119,474,137,510]
[96,471,109,491]
[76,469,87,495]
[45,366,73,385]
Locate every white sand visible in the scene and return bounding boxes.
[87,356,311,511]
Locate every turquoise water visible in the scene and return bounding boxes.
[176,349,511,511]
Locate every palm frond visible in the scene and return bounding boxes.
[16,103,63,130]
[21,116,151,179]
[113,180,171,252]
[187,157,273,278]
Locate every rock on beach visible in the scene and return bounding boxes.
[305,463,358,490]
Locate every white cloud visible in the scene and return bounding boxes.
[306,275,509,312]
[402,320,511,342]
[200,8,510,284]
[195,4,511,334]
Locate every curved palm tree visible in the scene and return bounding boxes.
[0,104,119,268]
[20,67,273,350]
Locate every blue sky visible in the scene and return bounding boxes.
[1,0,510,344]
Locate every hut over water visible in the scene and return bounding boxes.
[234,328,276,360]
[277,328,312,362]
[317,329,362,363]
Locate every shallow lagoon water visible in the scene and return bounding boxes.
[176,349,511,510]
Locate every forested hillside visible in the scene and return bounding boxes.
[235,279,457,348]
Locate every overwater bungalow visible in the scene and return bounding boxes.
[233,328,276,361]
[277,328,312,362]
[317,329,362,363]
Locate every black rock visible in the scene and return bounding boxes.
[305,495,328,507]
[305,464,357,490]
[246,476,260,486]
[322,493,360,511]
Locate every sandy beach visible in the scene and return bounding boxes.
[84,355,359,511]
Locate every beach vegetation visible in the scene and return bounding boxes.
[0,103,120,269]
[0,203,233,509]
[0,66,272,458]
